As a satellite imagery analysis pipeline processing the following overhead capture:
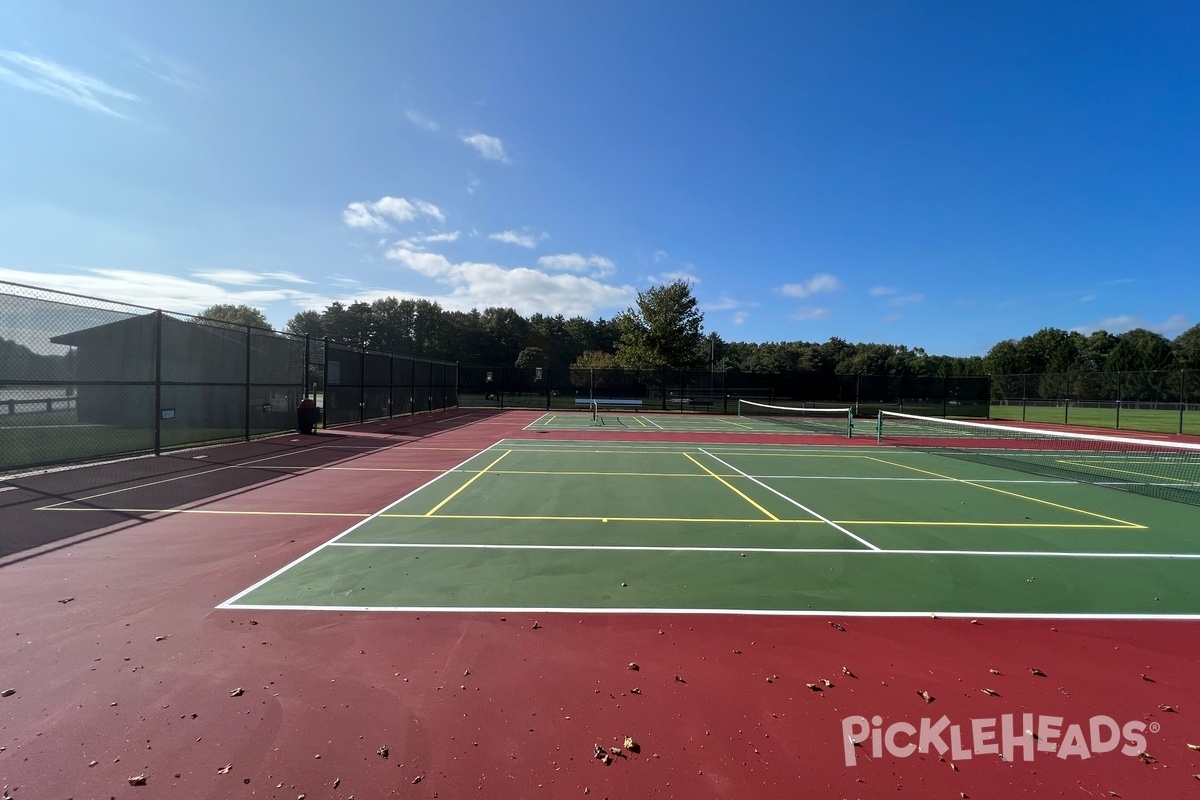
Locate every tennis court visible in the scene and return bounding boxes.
[219,425,1200,617]
[8,407,1200,799]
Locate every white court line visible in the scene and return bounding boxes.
[216,442,504,608]
[325,541,1200,559]
[698,447,881,551]
[217,603,1200,621]
[639,415,666,430]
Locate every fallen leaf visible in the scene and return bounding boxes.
[842,666,856,678]
[918,690,935,703]
[982,688,1000,696]
[230,688,244,697]
[217,765,232,774]
[829,621,846,632]
[1029,668,1046,677]
[128,774,147,786]
[1137,752,1157,764]
[378,746,389,758]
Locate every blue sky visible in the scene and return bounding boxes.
[1,1,1197,357]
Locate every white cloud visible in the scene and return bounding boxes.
[1079,294,1097,303]
[490,230,539,248]
[0,265,322,317]
[653,250,669,264]
[886,293,924,307]
[732,311,750,325]
[869,286,898,297]
[0,50,141,118]
[383,247,635,316]
[394,231,462,251]
[778,273,841,298]
[1073,313,1190,337]
[881,313,904,323]
[537,253,616,276]
[405,110,439,131]
[342,196,445,231]
[467,177,481,194]
[790,308,829,322]
[461,132,510,163]
[192,269,313,286]
[128,47,202,93]
[648,270,699,285]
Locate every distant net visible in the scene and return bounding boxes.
[876,410,1200,506]
[737,400,853,438]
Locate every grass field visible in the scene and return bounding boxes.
[989,403,1200,435]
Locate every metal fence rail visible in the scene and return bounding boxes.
[0,282,457,474]
[989,370,1200,435]
[457,365,992,418]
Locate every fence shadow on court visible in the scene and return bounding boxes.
[0,410,501,565]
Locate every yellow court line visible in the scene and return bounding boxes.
[716,417,756,429]
[864,456,1146,529]
[682,452,779,521]
[632,416,649,427]
[385,513,801,523]
[459,469,738,477]
[424,450,512,516]
[1056,458,1196,485]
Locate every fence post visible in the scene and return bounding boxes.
[1116,371,1122,430]
[1064,372,1071,426]
[244,325,252,441]
[153,310,163,456]
[322,337,329,430]
[1181,369,1187,435]
[942,375,948,418]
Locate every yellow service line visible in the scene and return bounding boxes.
[864,455,1146,529]
[632,416,649,427]
[682,452,779,521]
[424,450,512,516]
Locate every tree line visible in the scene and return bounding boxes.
[192,282,1200,378]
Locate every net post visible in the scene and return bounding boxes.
[876,409,883,443]
[845,407,853,439]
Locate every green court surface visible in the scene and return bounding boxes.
[221,438,1200,618]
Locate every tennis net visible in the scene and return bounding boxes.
[876,410,1200,506]
[738,400,853,438]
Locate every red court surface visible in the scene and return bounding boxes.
[2,409,1199,798]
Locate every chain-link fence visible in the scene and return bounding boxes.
[0,282,458,474]
[458,365,991,417]
[989,371,1200,435]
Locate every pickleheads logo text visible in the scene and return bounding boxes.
[841,714,1151,767]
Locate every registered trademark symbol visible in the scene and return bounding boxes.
[1149,722,1161,734]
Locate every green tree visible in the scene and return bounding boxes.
[515,346,546,368]
[1171,324,1200,371]
[200,304,272,330]
[1105,328,1174,372]
[614,280,705,369]
[286,310,326,338]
